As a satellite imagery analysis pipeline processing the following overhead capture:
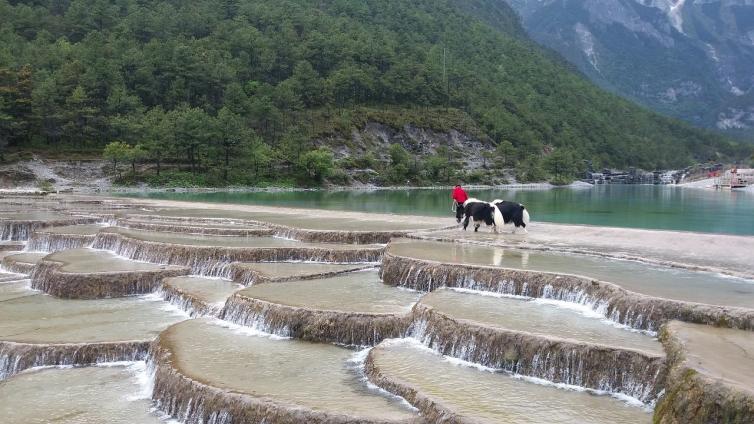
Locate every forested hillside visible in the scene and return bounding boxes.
[0,0,747,186]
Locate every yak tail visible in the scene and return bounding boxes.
[492,203,504,228]
[522,207,530,226]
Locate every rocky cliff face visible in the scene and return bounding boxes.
[508,0,754,132]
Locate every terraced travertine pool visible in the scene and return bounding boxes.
[104,227,378,249]
[389,239,754,308]
[0,364,164,424]
[419,288,663,354]
[0,194,751,424]
[368,339,652,423]
[237,270,420,314]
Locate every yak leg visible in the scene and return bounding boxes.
[462,215,470,231]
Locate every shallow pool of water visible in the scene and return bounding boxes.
[371,339,652,423]
[49,248,182,273]
[390,240,754,309]
[0,363,165,423]
[238,270,420,313]
[669,321,754,394]
[0,290,185,344]
[160,319,418,420]
[421,289,662,354]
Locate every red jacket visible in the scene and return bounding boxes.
[452,186,468,204]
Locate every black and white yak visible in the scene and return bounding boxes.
[460,198,504,233]
[491,199,530,233]
[459,198,530,233]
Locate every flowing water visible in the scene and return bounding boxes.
[371,339,652,423]
[0,290,185,344]
[420,289,662,354]
[47,248,182,273]
[120,185,754,235]
[238,270,420,313]
[159,319,419,420]
[0,363,166,423]
[389,240,754,308]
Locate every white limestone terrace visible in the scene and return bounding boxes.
[97,195,754,278]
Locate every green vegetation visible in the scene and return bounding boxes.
[0,0,748,187]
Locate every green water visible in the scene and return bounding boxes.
[121,185,754,235]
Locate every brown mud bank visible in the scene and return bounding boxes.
[31,250,189,299]
[381,254,754,331]
[410,304,665,403]
[221,294,411,346]
[654,321,754,423]
[0,340,148,380]
[92,229,384,276]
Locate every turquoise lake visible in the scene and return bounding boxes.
[121,185,754,236]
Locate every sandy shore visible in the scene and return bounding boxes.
[76,194,754,279]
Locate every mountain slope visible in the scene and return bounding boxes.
[509,0,754,133]
[0,0,746,186]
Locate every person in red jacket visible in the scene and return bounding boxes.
[452,184,469,223]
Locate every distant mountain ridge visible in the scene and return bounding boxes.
[507,0,754,133]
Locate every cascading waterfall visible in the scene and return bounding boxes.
[0,341,149,380]
[407,306,665,403]
[220,294,411,346]
[381,254,754,331]
[25,232,95,252]
[1,217,99,241]
[91,231,385,277]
